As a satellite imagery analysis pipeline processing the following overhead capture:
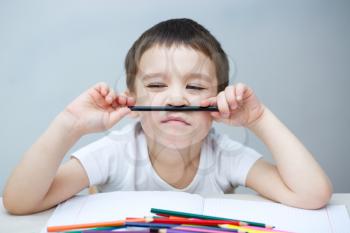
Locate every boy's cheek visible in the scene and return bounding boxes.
[134,92,162,105]
[190,95,207,105]
[188,91,217,104]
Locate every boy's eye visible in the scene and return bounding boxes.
[187,85,205,91]
[146,83,167,88]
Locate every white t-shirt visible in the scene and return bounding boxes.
[72,121,262,195]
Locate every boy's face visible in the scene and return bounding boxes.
[132,44,218,149]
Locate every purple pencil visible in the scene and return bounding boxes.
[83,231,150,233]
[158,229,197,233]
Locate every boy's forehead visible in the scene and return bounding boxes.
[138,45,216,80]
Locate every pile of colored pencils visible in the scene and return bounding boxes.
[47,208,291,233]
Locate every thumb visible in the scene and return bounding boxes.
[210,111,221,121]
[126,110,140,119]
[106,107,131,128]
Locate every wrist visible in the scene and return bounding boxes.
[247,105,269,132]
[55,110,85,139]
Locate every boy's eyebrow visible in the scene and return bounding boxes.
[142,72,213,82]
[186,72,213,82]
[141,72,168,81]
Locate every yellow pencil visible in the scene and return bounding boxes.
[219,224,291,233]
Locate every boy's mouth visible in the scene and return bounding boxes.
[161,115,191,126]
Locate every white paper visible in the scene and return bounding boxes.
[42,191,350,233]
[203,198,350,233]
[46,191,203,227]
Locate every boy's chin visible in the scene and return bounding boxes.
[141,121,212,148]
[157,138,200,149]
[153,131,207,149]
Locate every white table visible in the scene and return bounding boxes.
[1,194,349,233]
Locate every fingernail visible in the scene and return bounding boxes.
[237,96,242,101]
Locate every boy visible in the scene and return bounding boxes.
[3,18,332,215]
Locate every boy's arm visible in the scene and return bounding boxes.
[3,83,134,214]
[201,83,332,209]
[3,112,89,214]
[246,107,333,209]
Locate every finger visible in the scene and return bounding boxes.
[94,82,110,97]
[117,91,136,107]
[116,94,127,106]
[235,83,252,104]
[126,96,136,106]
[210,111,221,119]
[200,97,217,107]
[112,100,118,108]
[224,86,238,110]
[105,89,116,104]
[217,91,230,117]
[90,85,110,108]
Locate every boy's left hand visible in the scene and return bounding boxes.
[200,83,265,127]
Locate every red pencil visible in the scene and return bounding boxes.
[147,217,247,226]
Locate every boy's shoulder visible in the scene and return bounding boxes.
[76,121,140,153]
[105,120,141,143]
[72,120,141,159]
[206,127,247,155]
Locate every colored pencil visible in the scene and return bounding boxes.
[147,217,244,226]
[126,217,149,222]
[150,208,273,229]
[158,229,199,233]
[46,220,125,232]
[81,226,121,232]
[169,216,192,220]
[174,225,241,233]
[125,222,180,228]
[83,231,149,233]
[173,225,241,233]
[128,106,218,111]
[61,226,121,233]
[219,224,290,233]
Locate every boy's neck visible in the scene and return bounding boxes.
[145,135,203,189]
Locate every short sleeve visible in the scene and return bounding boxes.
[72,136,115,186]
[216,134,263,187]
[231,146,262,186]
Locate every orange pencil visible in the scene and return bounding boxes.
[47,219,125,232]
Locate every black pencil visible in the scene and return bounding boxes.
[128,106,218,111]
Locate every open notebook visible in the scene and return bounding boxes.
[42,191,350,233]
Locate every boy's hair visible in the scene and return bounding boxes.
[124,18,229,93]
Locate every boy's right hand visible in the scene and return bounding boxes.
[63,82,135,135]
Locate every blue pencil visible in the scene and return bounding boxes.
[125,222,180,228]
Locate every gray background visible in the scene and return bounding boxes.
[0,0,349,194]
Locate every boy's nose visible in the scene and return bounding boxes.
[166,97,188,107]
[165,89,189,107]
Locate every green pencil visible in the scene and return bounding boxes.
[150,208,273,229]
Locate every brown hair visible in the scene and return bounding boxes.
[124,18,229,93]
